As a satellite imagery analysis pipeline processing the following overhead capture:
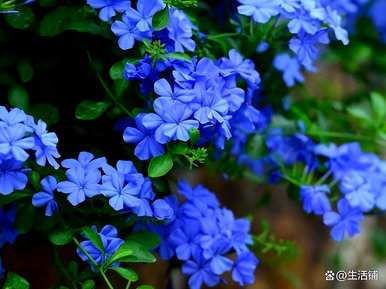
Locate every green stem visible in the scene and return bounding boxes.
[206,33,244,40]
[73,237,115,289]
[86,51,133,117]
[125,281,132,289]
[53,247,78,289]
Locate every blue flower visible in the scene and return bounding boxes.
[340,171,375,212]
[26,117,60,169]
[323,199,364,241]
[237,0,281,23]
[77,225,124,268]
[100,161,144,211]
[142,97,199,144]
[169,219,202,261]
[287,7,320,35]
[152,199,174,221]
[166,8,196,52]
[218,49,261,86]
[0,124,34,162]
[154,78,196,103]
[123,113,165,160]
[0,206,18,247]
[289,30,330,67]
[182,250,221,289]
[57,166,102,206]
[111,14,152,50]
[232,251,259,286]
[0,106,26,127]
[125,0,165,32]
[61,151,106,172]
[0,158,29,196]
[300,185,331,215]
[32,176,58,217]
[87,0,131,21]
[274,53,304,87]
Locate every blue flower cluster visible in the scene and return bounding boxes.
[148,181,258,289]
[236,0,363,86]
[123,49,267,160]
[368,0,386,42]
[77,225,124,269]
[295,142,386,241]
[0,106,60,196]
[54,151,174,220]
[87,0,196,52]
[0,205,19,278]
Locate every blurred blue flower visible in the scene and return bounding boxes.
[274,53,304,87]
[0,206,18,247]
[300,185,331,215]
[237,0,281,23]
[232,251,259,286]
[323,199,363,241]
[87,0,131,21]
[32,176,58,217]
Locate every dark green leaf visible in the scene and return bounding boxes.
[169,142,189,155]
[75,100,111,120]
[148,154,173,178]
[81,280,95,289]
[30,103,60,125]
[3,272,30,289]
[17,60,34,83]
[49,229,74,246]
[152,8,169,31]
[82,227,104,253]
[8,86,29,111]
[4,7,35,30]
[126,232,160,250]
[110,267,139,282]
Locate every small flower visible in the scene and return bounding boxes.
[32,176,58,217]
[87,0,131,21]
[57,167,102,206]
[232,251,259,286]
[0,124,34,162]
[274,53,304,87]
[152,199,175,221]
[300,185,331,215]
[61,151,106,172]
[323,199,364,241]
[0,158,29,196]
[77,225,124,268]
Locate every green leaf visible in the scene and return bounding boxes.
[39,6,105,37]
[4,7,35,30]
[110,267,139,282]
[17,60,34,83]
[108,241,156,265]
[152,8,169,31]
[347,104,372,123]
[75,100,111,120]
[169,142,189,155]
[30,103,60,125]
[8,86,29,111]
[126,232,160,250]
[81,280,95,289]
[15,203,35,234]
[148,154,173,178]
[371,92,386,123]
[189,128,200,145]
[82,227,104,253]
[137,285,154,289]
[165,52,191,62]
[109,62,125,80]
[49,229,74,246]
[3,272,30,289]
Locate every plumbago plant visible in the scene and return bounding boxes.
[0,0,386,288]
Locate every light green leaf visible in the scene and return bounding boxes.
[137,285,154,289]
[81,280,95,289]
[148,154,173,178]
[371,92,386,123]
[110,267,139,282]
[108,241,156,265]
[3,272,30,289]
[165,52,191,62]
[75,100,111,120]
